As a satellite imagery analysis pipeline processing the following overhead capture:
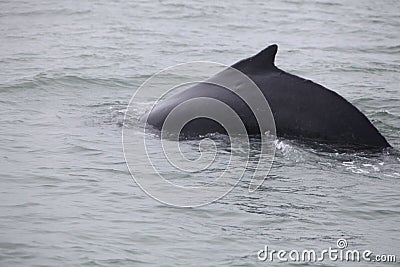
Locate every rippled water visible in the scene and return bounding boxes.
[1,0,399,266]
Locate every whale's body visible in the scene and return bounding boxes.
[146,44,391,149]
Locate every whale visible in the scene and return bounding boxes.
[146,44,391,149]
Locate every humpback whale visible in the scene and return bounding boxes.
[146,44,391,149]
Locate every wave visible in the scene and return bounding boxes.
[0,74,144,91]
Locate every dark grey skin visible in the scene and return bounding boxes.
[146,44,391,149]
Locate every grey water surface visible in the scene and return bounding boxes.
[1,0,399,266]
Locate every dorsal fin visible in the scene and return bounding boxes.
[232,44,278,73]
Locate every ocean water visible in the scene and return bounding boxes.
[0,0,399,266]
